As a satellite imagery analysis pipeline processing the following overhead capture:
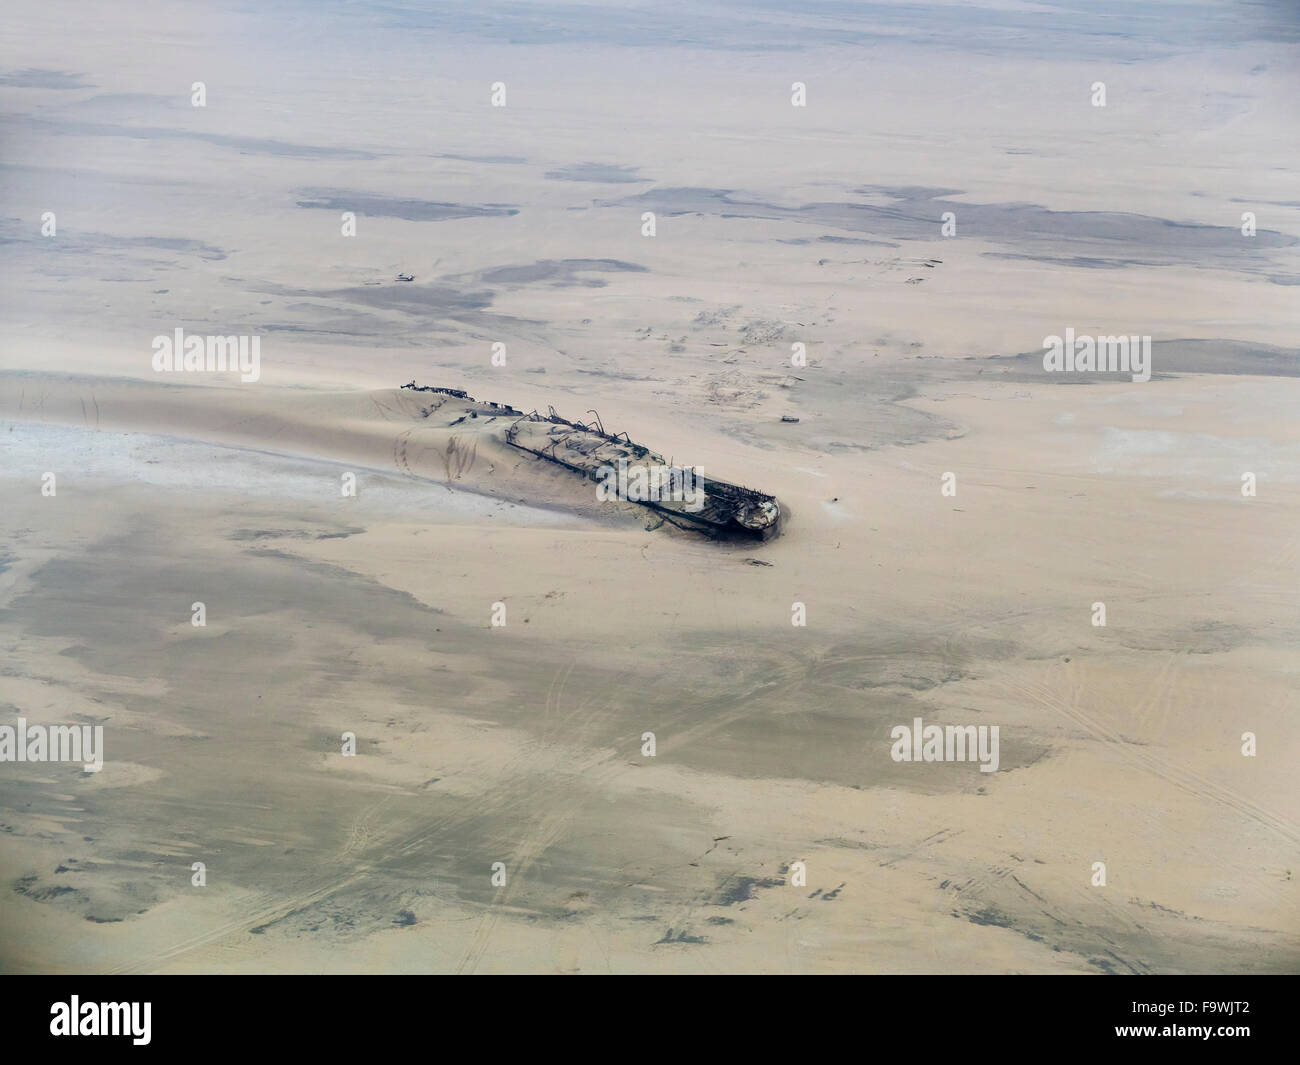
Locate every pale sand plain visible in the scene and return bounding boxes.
[0,0,1297,972]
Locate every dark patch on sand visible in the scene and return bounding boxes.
[713,874,784,906]
[296,189,518,221]
[258,279,495,319]
[971,339,1300,383]
[545,162,649,183]
[436,153,527,165]
[16,117,379,159]
[600,186,1297,274]
[370,0,1300,55]
[451,258,647,287]
[0,68,90,89]
[655,928,708,944]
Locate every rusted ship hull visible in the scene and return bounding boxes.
[399,383,782,541]
[504,409,781,541]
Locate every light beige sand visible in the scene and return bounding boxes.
[1,0,1297,973]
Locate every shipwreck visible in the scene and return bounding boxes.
[401,382,782,541]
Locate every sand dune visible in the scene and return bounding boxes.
[1,0,1297,974]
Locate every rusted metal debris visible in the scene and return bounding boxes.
[401,382,782,541]
[401,382,524,416]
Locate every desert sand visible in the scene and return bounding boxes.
[1,0,1297,973]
